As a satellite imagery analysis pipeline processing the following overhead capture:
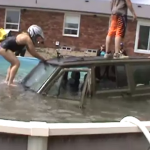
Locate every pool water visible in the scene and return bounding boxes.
[0,56,150,123]
[0,56,39,82]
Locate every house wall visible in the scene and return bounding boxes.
[0,8,137,56]
[1,0,150,19]
[0,8,5,28]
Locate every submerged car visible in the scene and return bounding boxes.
[21,55,150,107]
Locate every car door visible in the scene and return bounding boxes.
[93,63,129,98]
[43,68,91,108]
[129,62,150,95]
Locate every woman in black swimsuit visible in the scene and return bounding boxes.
[0,25,46,86]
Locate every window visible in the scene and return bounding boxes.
[132,64,150,88]
[95,65,128,91]
[134,20,150,54]
[47,68,89,101]
[63,14,80,37]
[4,9,21,31]
[22,63,57,91]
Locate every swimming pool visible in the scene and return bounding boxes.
[0,56,39,81]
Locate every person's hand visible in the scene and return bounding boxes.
[132,13,137,21]
[40,58,48,64]
[39,59,49,70]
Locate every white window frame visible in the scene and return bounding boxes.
[63,13,81,37]
[134,20,150,54]
[4,8,21,32]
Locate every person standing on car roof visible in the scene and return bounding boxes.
[0,25,46,86]
[104,0,136,58]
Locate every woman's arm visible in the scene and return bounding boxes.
[26,37,46,60]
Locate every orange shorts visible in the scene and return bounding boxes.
[107,15,127,38]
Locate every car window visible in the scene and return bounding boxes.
[23,62,57,91]
[132,64,150,88]
[47,68,88,100]
[95,64,128,91]
[67,68,87,81]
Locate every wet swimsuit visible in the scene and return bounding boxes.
[0,36,25,52]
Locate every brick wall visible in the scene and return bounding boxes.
[124,20,137,56]
[0,8,137,56]
[61,15,109,50]
[20,10,64,47]
[0,8,5,28]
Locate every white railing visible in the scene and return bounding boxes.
[1,118,150,136]
[0,116,149,150]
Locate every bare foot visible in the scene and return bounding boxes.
[4,80,8,84]
[8,83,18,87]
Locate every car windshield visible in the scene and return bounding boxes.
[22,62,57,91]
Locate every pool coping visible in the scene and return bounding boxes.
[0,117,149,137]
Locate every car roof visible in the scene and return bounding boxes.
[47,56,150,67]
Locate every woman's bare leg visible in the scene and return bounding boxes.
[8,62,20,86]
[5,65,12,82]
[0,49,20,86]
